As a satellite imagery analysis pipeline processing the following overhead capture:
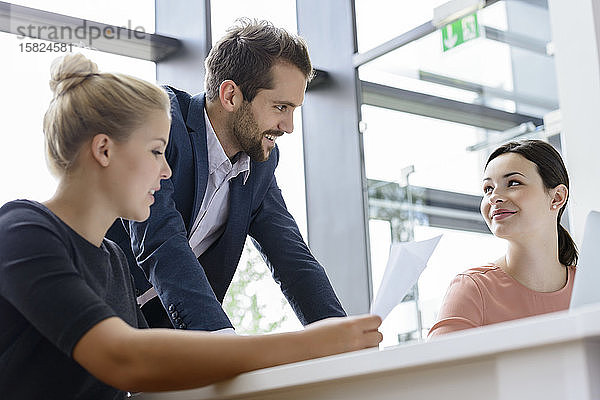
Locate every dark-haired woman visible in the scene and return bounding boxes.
[428,140,577,338]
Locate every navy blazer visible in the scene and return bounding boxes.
[108,87,345,331]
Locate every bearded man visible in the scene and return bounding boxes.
[107,19,346,332]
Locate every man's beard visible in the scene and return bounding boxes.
[229,100,280,162]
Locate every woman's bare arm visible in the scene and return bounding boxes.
[72,314,382,392]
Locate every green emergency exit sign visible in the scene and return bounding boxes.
[442,13,480,51]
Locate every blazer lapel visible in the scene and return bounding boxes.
[186,93,209,229]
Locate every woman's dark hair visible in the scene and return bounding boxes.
[486,140,578,266]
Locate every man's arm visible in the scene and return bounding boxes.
[128,87,233,332]
[248,171,346,325]
[129,173,233,331]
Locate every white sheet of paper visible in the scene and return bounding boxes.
[370,235,442,321]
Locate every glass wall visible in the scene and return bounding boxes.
[362,105,485,195]
[359,3,514,108]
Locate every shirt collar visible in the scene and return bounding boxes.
[204,108,251,184]
[232,152,251,184]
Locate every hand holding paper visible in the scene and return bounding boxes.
[370,235,442,321]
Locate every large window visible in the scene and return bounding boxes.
[7,0,155,29]
[1,15,155,206]
[355,0,448,52]
[362,105,486,195]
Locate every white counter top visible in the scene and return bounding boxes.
[138,303,600,400]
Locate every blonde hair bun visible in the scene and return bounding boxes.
[49,53,99,97]
[43,53,170,176]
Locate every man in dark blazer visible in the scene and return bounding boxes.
[108,19,346,331]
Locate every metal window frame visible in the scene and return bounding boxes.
[368,179,489,234]
[361,80,543,131]
[0,1,181,62]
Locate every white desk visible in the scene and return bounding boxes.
[138,304,600,400]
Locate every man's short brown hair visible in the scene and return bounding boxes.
[205,18,313,103]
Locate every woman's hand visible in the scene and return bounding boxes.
[302,314,383,357]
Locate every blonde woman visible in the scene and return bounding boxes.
[0,54,382,398]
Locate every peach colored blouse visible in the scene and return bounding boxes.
[428,264,575,338]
